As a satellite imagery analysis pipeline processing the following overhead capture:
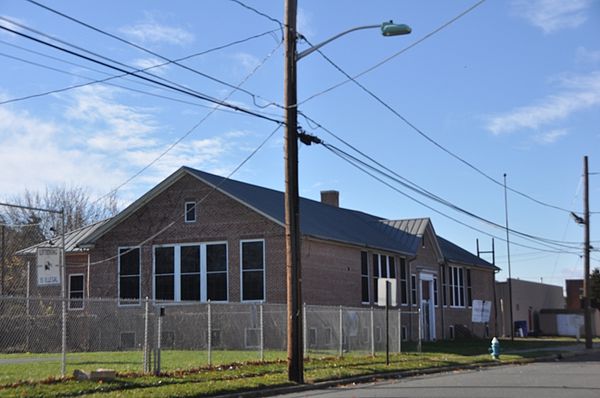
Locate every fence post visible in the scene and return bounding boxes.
[370,306,375,356]
[143,297,149,373]
[207,301,212,366]
[155,306,163,375]
[397,308,402,354]
[338,305,343,357]
[302,302,307,357]
[417,307,422,353]
[60,210,66,377]
[259,303,264,362]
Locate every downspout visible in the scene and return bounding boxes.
[407,255,417,340]
[87,253,91,299]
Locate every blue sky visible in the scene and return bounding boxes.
[1,0,599,288]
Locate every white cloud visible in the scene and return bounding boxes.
[120,21,194,46]
[533,129,568,144]
[486,71,600,135]
[512,0,592,33]
[64,85,159,151]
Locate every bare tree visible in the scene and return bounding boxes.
[1,185,118,238]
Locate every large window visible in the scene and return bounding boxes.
[361,252,369,303]
[153,242,228,302]
[441,265,447,306]
[449,265,465,307]
[241,240,265,301]
[466,269,472,307]
[411,274,417,305]
[68,274,84,310]
[372,254,396,304]
[118,247,140,305]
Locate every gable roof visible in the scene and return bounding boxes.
[80,166,420,255]
[380,218,444,263]
[437,235,499,270]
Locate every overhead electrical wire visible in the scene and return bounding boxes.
[226,1,579,217]
[0,46,282,119]
[23,1,283,110]
[0,23,284,125]
[89,122,283,266]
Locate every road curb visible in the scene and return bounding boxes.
[213,348,600,398]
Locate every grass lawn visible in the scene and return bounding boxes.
[0,337,589,397]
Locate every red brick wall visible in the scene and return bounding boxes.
[87,173,285,302]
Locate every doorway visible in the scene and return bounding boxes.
[420,274,436,341]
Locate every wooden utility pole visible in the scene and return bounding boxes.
[583,156,592,349]
[284,0,303,383]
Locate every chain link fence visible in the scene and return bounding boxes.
[0,296,421,383]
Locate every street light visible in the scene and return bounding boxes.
[284,0,411,383]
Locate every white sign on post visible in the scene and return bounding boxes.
[377,278,397,307]
[471,299,492,323]
[37,247,61,286]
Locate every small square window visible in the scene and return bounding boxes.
[184,201,196,223]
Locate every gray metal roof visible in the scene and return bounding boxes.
[437,235,499,270]
[185,167,417,255]
[74,166,497,265]
[17,219,109,255]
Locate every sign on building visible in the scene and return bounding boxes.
[377,278,397,307]
[471,299,492,323]
[37,247,61,286]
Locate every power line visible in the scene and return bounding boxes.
[294,1,576,215]
[321,140,580,253]
[0,23,284,125]
[89,122,283,267]
[24,0,282,110]
[228,0,285,34]
[93,39,284,205]
[0,19,279,106]
[0,46,282,119]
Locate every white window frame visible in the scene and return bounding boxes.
[152,241,228,303]
[240,239,266,302]
[433,276,439,307]
[399,258,408,306]
[372,253,397,305]
[118,246,141,307]
[449,265,465,308]
[184,201,196,223]
[68,273,85,310]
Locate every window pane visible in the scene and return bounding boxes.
[380,256,387,278]
[400,259,406,279]
[120,275,140,300]
[181,274,200,301]
[361,252,368,275]
[400,280,408,304]
[207,273,227,301]
[119,248,139,276]
[70,275,83,291]
[185,202,196,222]
[389,257,396,278]
[242,270,264,301]
[207,244,227,272]
[242,241,263,270]
[155,247,174,274]
[181,245,200,273]
[372,254,379,277]
[155,275,174,300]
[361,276,369,303]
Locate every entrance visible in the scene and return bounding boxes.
[420,274,436,341]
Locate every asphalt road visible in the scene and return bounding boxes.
[273,352,600,398]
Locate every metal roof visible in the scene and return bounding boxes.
[437,235,499,270]
[17,219,109,255]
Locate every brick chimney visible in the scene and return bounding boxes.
[320,190,339,207]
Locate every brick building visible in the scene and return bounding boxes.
[22,166,498,340]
